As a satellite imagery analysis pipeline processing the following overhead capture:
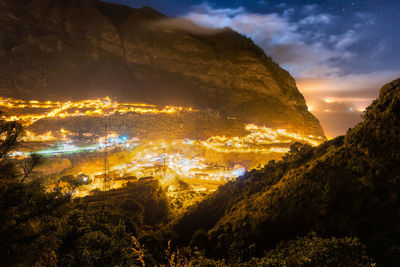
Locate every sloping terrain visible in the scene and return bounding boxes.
[172,78,400,266]
[0,0,323,136]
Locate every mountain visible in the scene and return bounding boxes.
[0,0,323,136]
[172,78,400,266]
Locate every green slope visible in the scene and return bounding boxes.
[172,78,400,265]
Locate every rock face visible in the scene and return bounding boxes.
[0,0,324,136]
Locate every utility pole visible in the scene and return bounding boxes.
[163,147,166,178]
[103,117,110,193]
[100,115,109,223]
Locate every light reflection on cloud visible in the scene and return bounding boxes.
[184,4,400,137]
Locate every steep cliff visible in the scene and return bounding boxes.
[0,0,324,136]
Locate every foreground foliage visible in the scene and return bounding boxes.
[2,78,400,265]
[172,78,400,266]
[247,233,374,266]
[0,119,70,265]
[0,116,162,266]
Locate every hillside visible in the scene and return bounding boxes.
[0,0,323,136]
[172,78,400,265]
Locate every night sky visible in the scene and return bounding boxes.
[106,0,400,137]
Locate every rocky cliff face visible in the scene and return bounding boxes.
[0,0,324,136]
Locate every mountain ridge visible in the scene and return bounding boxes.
[172,78,400,265]
[0,0,324,136]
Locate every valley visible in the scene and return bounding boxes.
[2,96,324,200]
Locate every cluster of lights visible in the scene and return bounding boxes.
[98,133,137,149]
[307,98,367,113]
[32,124,320,197]
[97,142,246,185]
[0,97,197,126]
[21,128,77,142]
[10,133,139,157]
[1,96,327,198]
[66,140,246,197]
[200,123,323,153]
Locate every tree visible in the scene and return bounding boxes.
[0,118,70,265]
[247,233,375,267]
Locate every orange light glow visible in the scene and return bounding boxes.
[0,97,197,126]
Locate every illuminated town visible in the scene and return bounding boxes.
[0,96,196,126]
[2,97,324,197]
[1,0,397,264]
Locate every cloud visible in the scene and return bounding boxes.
[184,3,355,77]
[258,1,268,7]
[299,14,332,25]
[304,97,365,138]
[298,71,399,137]
[183,3,400,137]
[301,4,318,14]
[330,30,358,50]
[297,70,400,102]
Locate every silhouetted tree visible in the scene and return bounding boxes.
[0,118,70,265]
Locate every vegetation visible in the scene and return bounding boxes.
[172,78,400,265]
[0,119,70,265]
[246,233,374,266]
[1,78,400,265]
[159,233,373,266]
[0,0,324,137]
[0,115,166,265]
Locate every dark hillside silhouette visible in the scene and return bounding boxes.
[172,78,400,266]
